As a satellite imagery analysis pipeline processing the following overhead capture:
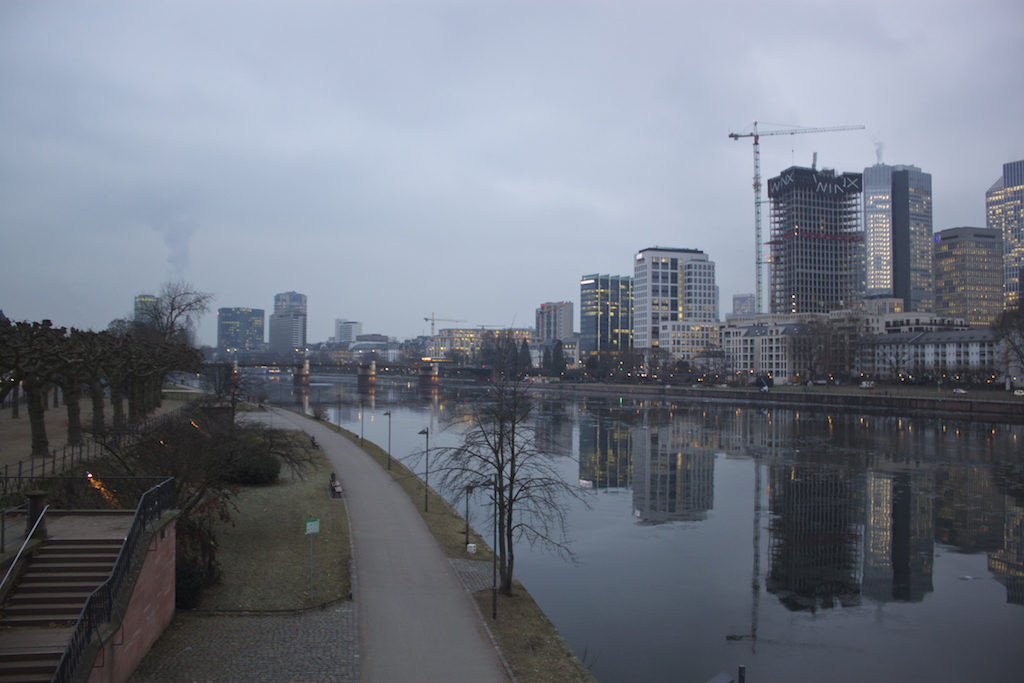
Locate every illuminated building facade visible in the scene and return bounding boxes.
[268,291,307,353]
[216,307,265,350]
[632,247,718,360]
[985,159,1024,309]
[579,274,632,356]
[863,163,933,312]
[933,227,1003,326]
[768,166,863,314]
[133,294,157,324]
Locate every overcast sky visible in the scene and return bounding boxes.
[2,1,1022,346]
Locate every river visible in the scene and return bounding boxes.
[281,376,1023,682]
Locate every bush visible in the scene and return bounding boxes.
[176,562,205,609]
[224,451,281,485]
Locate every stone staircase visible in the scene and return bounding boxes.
[0,538,122,682]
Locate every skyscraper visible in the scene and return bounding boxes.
[933,227,1003,326]
[768,166,863,314]
[268,291,307,353]
[732,293,755,317]
[632,247,718,360]
[133,294,157,324]
[985,159,1024,309]
[863,163,934,311]
[535,301,574,342]
[217,307,265,350]
[579,274,632,356]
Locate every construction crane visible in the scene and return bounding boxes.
[729,121,865,313]
[423,313,465,360]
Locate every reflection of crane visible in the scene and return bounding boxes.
[424,313,465,360]
[729,121,865,313]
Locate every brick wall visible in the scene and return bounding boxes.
[88,519,176,683]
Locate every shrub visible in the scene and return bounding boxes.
[175,562,205,609]
[224,451,281,485]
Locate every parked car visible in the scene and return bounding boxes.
[859,381,874,389]
[953,388,968,395]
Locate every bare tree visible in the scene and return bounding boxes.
[135,280,213,345]
[431,378,586,595]
[995,304,1024,388]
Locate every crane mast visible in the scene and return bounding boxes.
[729,121,865,313]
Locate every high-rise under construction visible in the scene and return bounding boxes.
[767,166,864,314]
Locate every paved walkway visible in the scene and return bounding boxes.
[132,408,507,682]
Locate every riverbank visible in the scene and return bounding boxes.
[527,381,1024,424]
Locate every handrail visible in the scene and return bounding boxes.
[51,478,176,683]
[0,504,49,597]
[0,502,29,553]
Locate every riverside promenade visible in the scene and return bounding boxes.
[133,406,508,682]
[270,407,508,682]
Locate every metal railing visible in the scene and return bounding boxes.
[0,503,28,553]
[51,477,177,683]
[0,415,166,496]
[0,504,48,598]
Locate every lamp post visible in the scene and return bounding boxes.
[359,399,365,446]
[491,478,498,620]
[464,478,492,548]
[383,410,392,469]
[418,427,429,512]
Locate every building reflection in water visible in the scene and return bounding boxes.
[267,376,1024,611]
[862,471,934,603]
[569,398,1024,610]
[631,422,714,524]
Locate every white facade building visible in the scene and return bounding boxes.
[334,319,363,345]
[535,301,574,342]
[633,247,719,360]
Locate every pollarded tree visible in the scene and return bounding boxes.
[431,377,586,595]
[0,320,66,456]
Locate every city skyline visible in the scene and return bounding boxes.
[2,2,1022,345]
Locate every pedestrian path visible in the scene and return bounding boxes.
[132,408,507,682]
[273,408,508,682]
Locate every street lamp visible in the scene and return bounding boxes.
[418,427,429,512]
[383,410,392,469]
[491,478,498,620]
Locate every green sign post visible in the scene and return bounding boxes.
[306,518,320,600]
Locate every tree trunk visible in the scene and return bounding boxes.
[26,383,49,457]
[90,381,105,434]
[63,383,82,446]
[10,383,19,419]
[110,380,125,430]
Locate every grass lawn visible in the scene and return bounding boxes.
[199,445,350,612]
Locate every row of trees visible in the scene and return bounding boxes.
[0,281,211,456]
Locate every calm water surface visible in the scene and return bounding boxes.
[288,378,1024,682]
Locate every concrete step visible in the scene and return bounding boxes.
[0,614,76,628]
[0,667,56,683]
[15,581,104,593]
[32,548,118,561]
[7,590,91,605]
[18,572,110,585]
[4,602,82,617]
[24,561,115,573]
